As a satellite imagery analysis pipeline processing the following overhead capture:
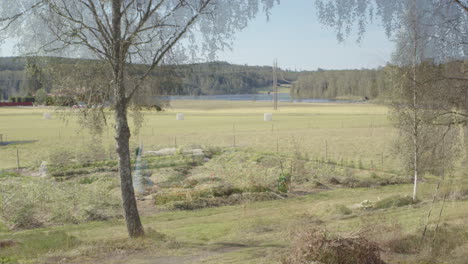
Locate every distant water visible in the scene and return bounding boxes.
[158,93,359,103]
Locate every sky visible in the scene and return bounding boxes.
[217,0,395,71]
[0,0,395,71]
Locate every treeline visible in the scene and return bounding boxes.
[291,67,390,100]
[0,57,301,100]
[157,62,299,96]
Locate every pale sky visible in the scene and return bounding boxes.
[0,0,395,71]
[217,0,394,71]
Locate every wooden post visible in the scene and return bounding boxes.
[16,148,20,169]
[325,140,328,160]
[276,136,279,153]
[233,123,236,147]
[381,151,384,169]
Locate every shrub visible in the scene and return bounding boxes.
[9,204,42,230]
[278,172,291,193]
[374,195,416,209]
[333,204,352,215]
[78,176,97,184]
[282,227,385,264]
[170,192,281,210]
[45,96,55,106]
[154,192,187,205]
[211,185,242,197]
[35,88,48,105]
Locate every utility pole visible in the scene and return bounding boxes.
[273,59,278,110]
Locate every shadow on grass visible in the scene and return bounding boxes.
[0,140,38,146]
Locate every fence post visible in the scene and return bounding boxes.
[276,136,279,153]
[381,151,384,169]
[233,123,236,147]
[16,148,20,169]
[325,140,328,160]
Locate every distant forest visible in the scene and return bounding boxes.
[291,67,389,100]
[0,57,301,100]
[2,56,443,102]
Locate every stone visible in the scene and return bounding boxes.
[264,113,272,121]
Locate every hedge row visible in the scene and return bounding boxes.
[9,96,36,103]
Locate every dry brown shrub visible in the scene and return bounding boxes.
[282,227,386,264]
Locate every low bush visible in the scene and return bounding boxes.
[278,172,292,193]
[333,204,353,216]
[170,192,281,210]
[154,191,188,205]
[154,185,245,206]
[282,227,385,264]
[373,195,416,209]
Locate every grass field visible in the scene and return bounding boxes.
[0,101,394,170]
[0,101,467,264]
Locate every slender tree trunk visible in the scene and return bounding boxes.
[412,68,419,201]
[411,2,419,202]
[112,0,144,238]
[412,75,419,201]
[115,95,145,237]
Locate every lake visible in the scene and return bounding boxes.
[158,93,360,103]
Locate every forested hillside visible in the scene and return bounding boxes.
[0,57,301,100]
[290,67,390,100]
[8,57,460,103]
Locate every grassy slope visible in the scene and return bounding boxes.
[0,183,466,263]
